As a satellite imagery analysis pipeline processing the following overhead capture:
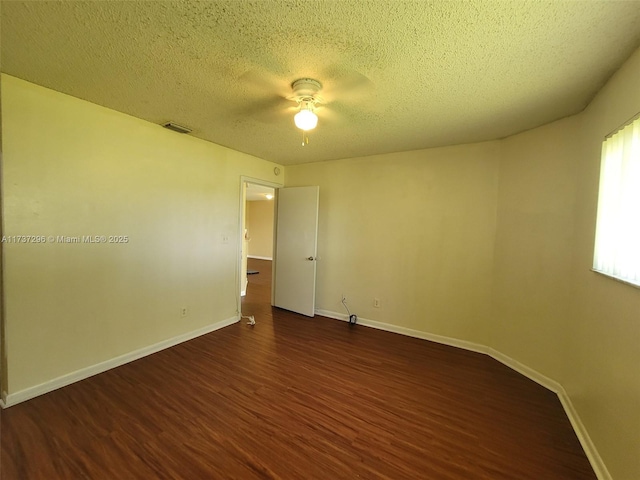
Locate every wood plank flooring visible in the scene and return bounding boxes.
[1,258,596,479]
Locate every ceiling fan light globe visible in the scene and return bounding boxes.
[294,110,318,131]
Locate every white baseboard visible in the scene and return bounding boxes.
[247,255,272,261]
[315,309,489,355]
[557,392,612,480]
[1,315,239,408]
[315,308,611,480]
[487,347,562,392]
[486,349,610,479]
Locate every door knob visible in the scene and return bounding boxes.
[307,256,315,261]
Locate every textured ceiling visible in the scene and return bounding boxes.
[3,1,640,165]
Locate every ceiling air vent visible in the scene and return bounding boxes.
[162,122,192,134]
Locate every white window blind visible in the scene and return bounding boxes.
[593,115,640,287]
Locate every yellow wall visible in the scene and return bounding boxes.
[246,200,274,259]
[286,142,501,345]
[569,48,640,480]
[287,47,640,479]
[0,70,6,394]
[492,47,640,479]
[1,74,282,394]
[491,116,580,383]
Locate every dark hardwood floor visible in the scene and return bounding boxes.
[1,258,596,479]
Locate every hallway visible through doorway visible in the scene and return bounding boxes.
[241,258,273,320]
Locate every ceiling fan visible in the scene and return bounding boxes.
[236,66,375,146]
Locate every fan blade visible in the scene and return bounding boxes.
[323,99,383,126]
[315,105,342,125]
[320,65,375,104]
[232,67,300,124]
[238,69,291,100]
[233,95,293,124]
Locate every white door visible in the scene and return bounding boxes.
[273,186,319,317]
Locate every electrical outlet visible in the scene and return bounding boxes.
[221,234,229,244]
[180,307,189,317]
[373,298,380,308]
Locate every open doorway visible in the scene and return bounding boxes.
[239,179,279,316]
[239,180,319,319]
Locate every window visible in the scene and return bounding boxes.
[593,115,640,287]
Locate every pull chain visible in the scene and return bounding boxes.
[301,130,309,146]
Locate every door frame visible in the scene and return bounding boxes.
[237,176,282,316]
